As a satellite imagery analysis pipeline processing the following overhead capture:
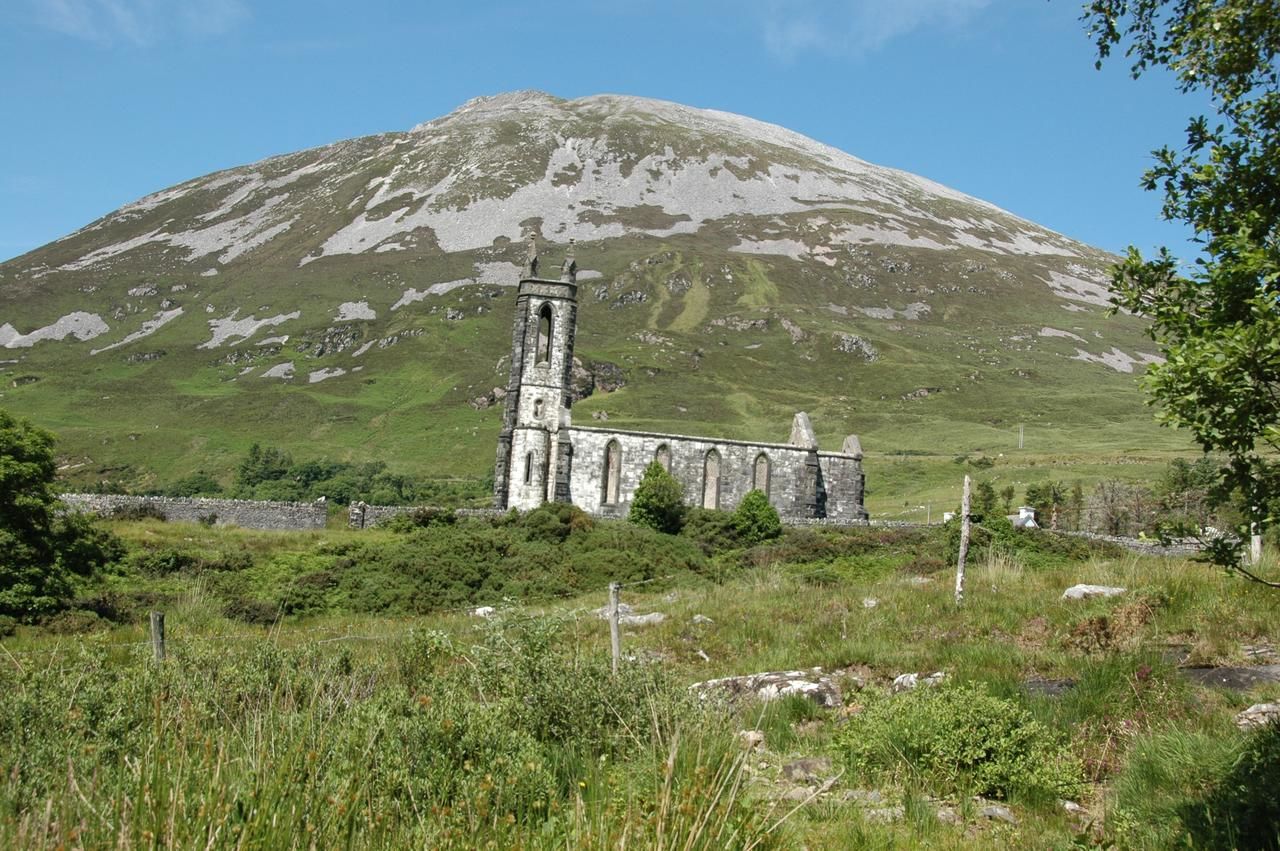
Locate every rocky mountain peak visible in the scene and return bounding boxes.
[0,90,1165,490]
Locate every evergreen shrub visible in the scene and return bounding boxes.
[629,461,685,534]
[732,490,782,545]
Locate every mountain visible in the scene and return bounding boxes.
[0,91,1179,503]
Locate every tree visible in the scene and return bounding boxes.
[999,485,1017,514]
[974,480,998,518]
[733,489,783,545]
[1156,455,1220,526]
[235,443,292,490]
[628,460,685,534]
[0,410,121,618]
[1084,1,1280,578]
[1025,480,1068,529]
[1069,481,1086,531]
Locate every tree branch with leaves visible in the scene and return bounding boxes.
[1085,0,1280,574]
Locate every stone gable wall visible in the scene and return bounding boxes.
[60,493,329,530]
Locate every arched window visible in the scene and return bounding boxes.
[533,398,544,418]
[753,453,770,495]
[603,440,622,505]
[702,449,721,510]
[655,444,671,472]
[536,303,553,364]
[524,452,534,485]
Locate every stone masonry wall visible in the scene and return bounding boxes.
[565,426,865,521]
[61,494,329,530]
[347,503,505,528]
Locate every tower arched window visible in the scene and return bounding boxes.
[536,303,553,364]
[702,449,721,510]
[753,453,771,495]
[603,440,622,505]
[655,444,671,472]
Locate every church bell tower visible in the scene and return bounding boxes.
[493,238,578,510]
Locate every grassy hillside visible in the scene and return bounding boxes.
[0,93,1191,508]
[0,237,1192,512]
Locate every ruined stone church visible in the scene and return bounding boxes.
[493,242,868,523]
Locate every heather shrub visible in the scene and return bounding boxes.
[837,683,1084,802]
[680,507,741,553]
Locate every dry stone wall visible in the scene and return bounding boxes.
[61,493,329,530]
[347,503,504,528]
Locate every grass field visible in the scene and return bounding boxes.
[2,514,1277,848]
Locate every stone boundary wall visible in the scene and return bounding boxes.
[347,502,504,529]
[1059,530,1203,557]
[61,493,328,531]
[347,502,890,529]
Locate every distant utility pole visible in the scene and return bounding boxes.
[1018,424,1024,450]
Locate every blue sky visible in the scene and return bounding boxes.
[0,0,1207,264]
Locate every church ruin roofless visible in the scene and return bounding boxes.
[493,240,868,522]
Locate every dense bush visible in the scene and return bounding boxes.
[0,410,123,619]
[629,460,686,534]
[837,683,1084,802]
[944,516,1118,568]
[512,502,595,542]
[124,547,199,576]
[732,489,782,545]
[381,506,456,532]
[222,596,280,625]
[74,590,167,625]
[680,507,742,553]
[743,524,938,570]
[280,570,339,616]
[334,513,704,614]
[123,545,251,577]
[39,609,108,634]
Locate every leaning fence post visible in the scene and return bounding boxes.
[150,611,166,662]
[609,582,621,675]
[955,476,971,606]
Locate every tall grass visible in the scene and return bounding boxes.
[0,614,795,849]
[5,523,1279,847]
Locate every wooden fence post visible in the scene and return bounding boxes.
[955,476,971,606]
[609,582,621,675]
[150,611,166,662]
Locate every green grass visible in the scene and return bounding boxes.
[4,518,1278,847]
